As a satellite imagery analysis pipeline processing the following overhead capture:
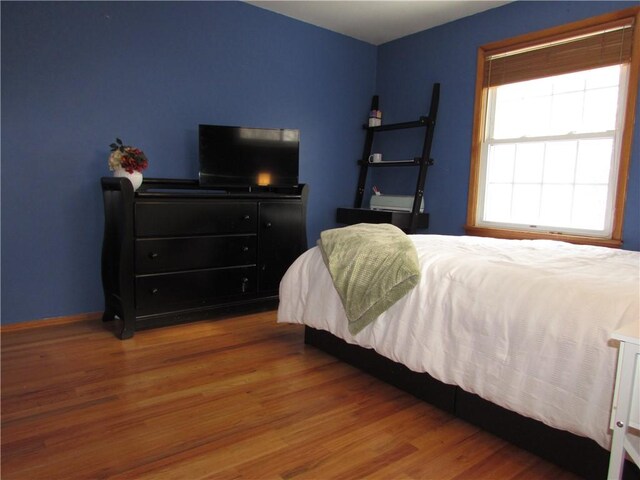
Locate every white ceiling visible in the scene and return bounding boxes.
[246,1,512,45]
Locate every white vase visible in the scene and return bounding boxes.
[113,169,143,191]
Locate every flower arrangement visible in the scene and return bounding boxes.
[108,138,148,173]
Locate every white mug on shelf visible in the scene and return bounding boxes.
[369,153,382,163]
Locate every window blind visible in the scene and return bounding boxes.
[484,18,635,87]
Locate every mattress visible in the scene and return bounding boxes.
[277,234,640,449]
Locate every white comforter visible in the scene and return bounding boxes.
[277,234,640,449]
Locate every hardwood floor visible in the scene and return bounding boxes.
[1,311,578,479]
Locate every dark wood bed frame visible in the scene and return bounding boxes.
[304,326,639,480]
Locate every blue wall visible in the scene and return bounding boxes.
[2,1,638,325]
[1,1,376,324]
[373,1,640,250]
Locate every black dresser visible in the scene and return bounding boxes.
[101,177,308,339]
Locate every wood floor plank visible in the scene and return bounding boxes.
[1,311,578,479]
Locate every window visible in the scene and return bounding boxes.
[466,8,639,247]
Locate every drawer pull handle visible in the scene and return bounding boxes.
[241,277,249,293]
[151,288,159,295]
[242,246,249,252]
[243,215,251,221]
[265,222,272,229]
[149,252,159,259]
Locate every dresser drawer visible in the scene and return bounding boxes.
[135,235,256,274]
[136,267,257,312]
[135,201,257,237]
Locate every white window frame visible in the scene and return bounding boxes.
[475,65,629,239]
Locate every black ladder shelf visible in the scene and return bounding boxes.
[337,83,440,234]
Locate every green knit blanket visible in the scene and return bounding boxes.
[318,223,420,335]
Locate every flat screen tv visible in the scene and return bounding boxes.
[199,124,299,189]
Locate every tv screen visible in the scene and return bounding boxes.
[199,124,299,188]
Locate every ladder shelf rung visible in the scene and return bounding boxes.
[362,116,430,132]
[357,157,434,166]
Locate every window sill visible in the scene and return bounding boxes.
[464,225,622,249]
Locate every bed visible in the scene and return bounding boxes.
[277,231,640,479]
